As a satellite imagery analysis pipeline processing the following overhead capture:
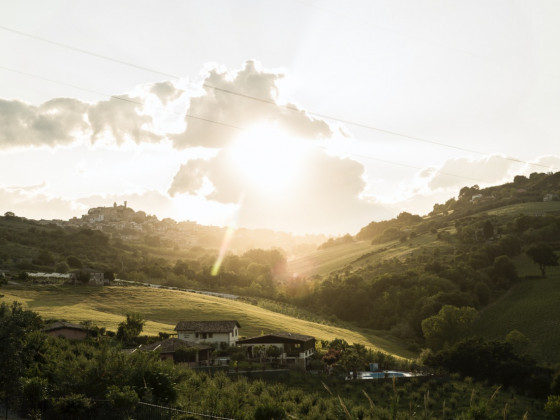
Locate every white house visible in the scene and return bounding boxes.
[174,320,240,347]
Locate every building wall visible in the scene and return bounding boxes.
[46,328,87,340]
[238,341,315,360]
[177,328,238,346]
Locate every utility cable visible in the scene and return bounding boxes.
[0,25,557,172]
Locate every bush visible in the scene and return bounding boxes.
[254,404,286,420]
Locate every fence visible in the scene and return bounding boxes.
[133,402,235,420]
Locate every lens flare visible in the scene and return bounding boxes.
[211,195,243,276]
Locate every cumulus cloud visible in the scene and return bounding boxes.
[427,155,517,190]
[0,187,87,220]
[168,159,211,197]
[169,146,394,234]
[523,155,560,174]
[88,95,162,145]
[172,61,332,149]
[164,61,406,233]
[235,150,391,234]
[0,98,89,148]
[150,81,184,105]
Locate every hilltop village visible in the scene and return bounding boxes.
[37,202,324,254]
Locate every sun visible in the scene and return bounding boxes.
[229,124,307,194]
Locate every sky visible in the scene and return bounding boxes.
[1,0,559,235]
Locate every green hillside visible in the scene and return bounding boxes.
[474,268,560,364]
[287,228,455,277]
[1,284,415,360]
[287,240,376,276]
[486,200,560,217]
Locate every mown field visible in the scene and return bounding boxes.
[1,284,415,359]
[287,240,376,276]
[287,229,455,277]
[474,264,560,364]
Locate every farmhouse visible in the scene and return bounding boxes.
[43,321,88,340]
[139,338,212,366]
[237,332,316,369]
[174,320,240,347]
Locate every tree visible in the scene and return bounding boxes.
[265,345,281,361]
[341,344,367,379]
[116,313,145,344]
[55,261,70,274]
[103,271,115,281]
[106,385,139,418]
[421,305,478,350]
[545,395,560,418]
[34,250,55,266]
[482,220,494,239]
[66,256,83,269]
[526,242,559,277]
[505,329,529,354]
[492,255,518,285]
[0,302,43,413]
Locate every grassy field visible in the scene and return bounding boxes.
[287,240,376,276]
[474,267,560,364]
[485,200,560,217]
[1,284,416,360]
[287,230,455,277]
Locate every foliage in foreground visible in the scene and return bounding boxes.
[1,301,558,419]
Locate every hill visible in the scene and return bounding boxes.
[284,172,560,365]
[2,171,559,366]
[474,261,560,364]
[0,283,415,360]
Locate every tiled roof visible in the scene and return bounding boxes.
[43,321,87,332]
[140,338,212,353]
[174,320,240,333]
[237,332,315,344]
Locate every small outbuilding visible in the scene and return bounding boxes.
[237,332,316,369]
[43,321,88,340]
[139,338,212,366]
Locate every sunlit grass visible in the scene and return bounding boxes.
[287,240,375,276]
[288,231,456,277]
[1,284,415,359]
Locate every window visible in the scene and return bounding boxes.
[294,343,301,348]
[208,333,213,338]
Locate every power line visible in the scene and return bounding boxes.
[0,25,178,80]
[0,65,246,131]
[0,63,555,186]
[0,25,557,173]
[329,148,488,184]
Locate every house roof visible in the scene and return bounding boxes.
[43,321,87,332]
[140,338,212,353]
[174,320,240,333]
[237,332,315,345]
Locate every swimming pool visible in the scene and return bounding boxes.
[347,371,414,379]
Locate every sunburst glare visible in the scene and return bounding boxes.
[228,124,307,194]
